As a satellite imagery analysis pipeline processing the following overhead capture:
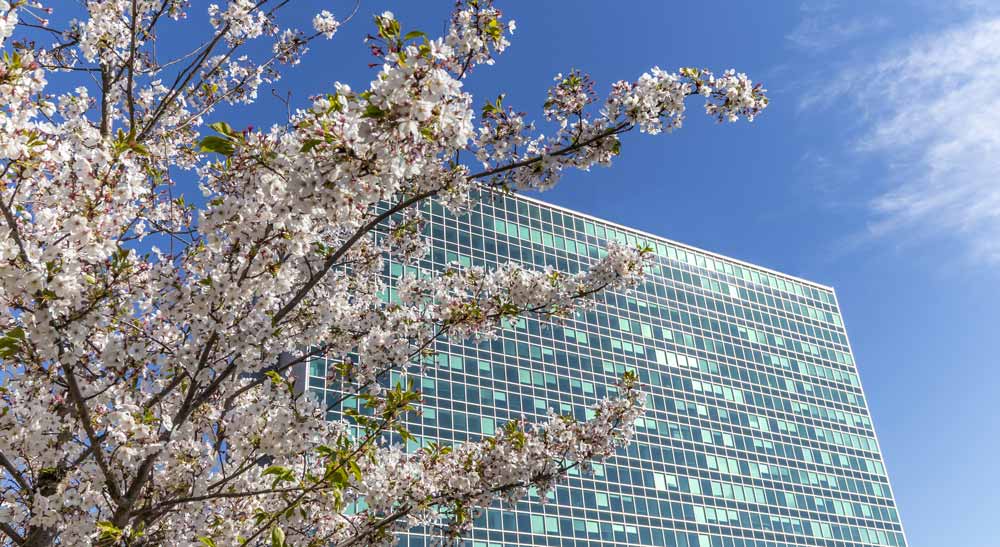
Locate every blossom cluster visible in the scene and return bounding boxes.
[544,70,597,127]
[349,374,646,543]
[705,68,769,122]
[0,1,17,46]
[313,10,340,39]
[398,241,651,338]
[208,0,273,45]
[472,66,766,193]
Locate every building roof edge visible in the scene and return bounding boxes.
[513,191,836,293]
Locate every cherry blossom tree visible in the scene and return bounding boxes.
[0,1,768,545]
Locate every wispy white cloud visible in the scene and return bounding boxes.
[786,1,889,52]
[810,16,1000,264]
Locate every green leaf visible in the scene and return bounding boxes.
[198,135,235,156]
[0,327,26,359]
[130,141,150,156]
[37,466,59,483]
[403,30,426,41]
[329,466,350,489]
[261,465,289,477]
[264,370,283,386]
[482,94,506,118]
[325,92,344,113]
[333,361,353,377]
[362,104,386,119]
[348,459,362,482]
[299,139,323,153]
[208,121,239,138]
[484,18,502,40]
[197,537,218,547]
[270,526,285,547]
[262,465,295,488]
[252,508,271,526]
[97,521,124,542]
[396,425,415,444]
[375,14,400,41]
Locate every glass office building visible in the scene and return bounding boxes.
[303,190,908,547]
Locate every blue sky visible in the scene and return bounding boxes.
[33,1,997,544]
[263,3,992,544]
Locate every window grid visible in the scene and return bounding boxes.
[308,191,907,547]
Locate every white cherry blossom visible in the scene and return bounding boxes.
[313,10,339,39]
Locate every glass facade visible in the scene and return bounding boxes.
[304,190,908,547]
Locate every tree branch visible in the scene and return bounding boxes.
[125,0,139,136]
[0,197,28,265]
[270,190,434,328]
[63,366,124,504]
[0,521,25,546]
[467,121,631,181]
[99,67,112,138]
[0,451,29,492]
